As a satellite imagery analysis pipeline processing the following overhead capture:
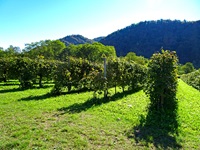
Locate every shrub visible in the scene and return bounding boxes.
[145,50,178,111]
[181,69,200,90]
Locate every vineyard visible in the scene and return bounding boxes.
[1,71,200,149]
[1,49,200,149]
[0,56,147,97]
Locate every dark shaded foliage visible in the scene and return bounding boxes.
[181,69,200,90]
[100,19,200,68]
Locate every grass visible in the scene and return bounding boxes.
[0,80,200,149]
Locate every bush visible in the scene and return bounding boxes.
[51,57,101,95]
[15,57,37,89]
[106,58,147,93]
[145,50,178,111]
[181,69,200,90]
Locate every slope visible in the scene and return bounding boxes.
[100,19,200,68]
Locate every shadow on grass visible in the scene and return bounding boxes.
[63,87,93,95]
[0,85,53,94]
[126,104,181,149]
[18,93,54,101]
[57,90,135,114]
[18,88,93,101]
[0,88,23,93]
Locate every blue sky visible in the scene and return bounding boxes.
[0,0,200,49]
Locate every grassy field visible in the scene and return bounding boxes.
[0,80,200,149]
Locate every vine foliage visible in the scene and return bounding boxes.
[145,50,178,111]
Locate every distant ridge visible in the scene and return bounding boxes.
[93,36,105,42]
[60,34,94,45]
[100,19,200,68]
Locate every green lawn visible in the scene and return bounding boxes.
[0,80,200,149]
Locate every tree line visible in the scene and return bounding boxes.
[0,40,116,62]
[0,40,147,95]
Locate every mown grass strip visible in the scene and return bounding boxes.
[0,80,199,149]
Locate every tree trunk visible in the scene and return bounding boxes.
[39,75,43,88]
[3,75,7,82]
[3,70,7,82]
[160,93,164,109]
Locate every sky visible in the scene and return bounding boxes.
[0,0,200,49]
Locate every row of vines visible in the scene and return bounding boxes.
[0,56,147,97]
[181,69,200,90]
[0,56,58,88]
[52,57,147,97]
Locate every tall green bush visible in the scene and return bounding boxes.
[145,50,178,110]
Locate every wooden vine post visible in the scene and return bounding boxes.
[102,54,107,98]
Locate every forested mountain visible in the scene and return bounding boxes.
[93,36,105,42]
[60,34,94,45]
[100,20,200,68]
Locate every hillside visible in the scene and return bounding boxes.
[100,20,200,68]
[93,36,105,42]
[60,34,94,45]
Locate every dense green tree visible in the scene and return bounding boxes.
[15,57,37,88]
[23,40,65,59]
[0,57,10,82]
[58,44,76,61]
[178,62,195,75]
[0,47,4,57]
[23,40,52,58]
[125,52,148,65]
[59,42,116,62]
[6,45,21,54]
[0,45,21,57]
[49,40,66,59]
[51,61,69,95]
[51,57,101,95]
[36,57,57,87]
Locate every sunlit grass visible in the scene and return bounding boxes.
[0,80,199,149]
